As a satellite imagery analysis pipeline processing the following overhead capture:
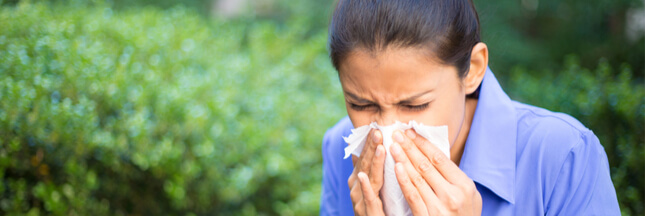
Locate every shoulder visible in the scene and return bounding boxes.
[320,116,356,215]
[511,100,607,176]
[510,102,619,214]
[512,101,602,151]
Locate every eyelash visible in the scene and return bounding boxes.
[404,103,429,111]
[350,103,375,111]
[349,103,429,111]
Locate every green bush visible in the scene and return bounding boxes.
[0,2,643,216]
[9,0,643,75]
[474,0,644,78]
[0,2,345,215]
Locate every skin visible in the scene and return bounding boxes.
[342,43,489,215]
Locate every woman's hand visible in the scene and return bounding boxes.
[348,129,387,216]
[389,129,482,215]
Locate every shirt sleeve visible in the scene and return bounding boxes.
[320,117,356,216]
[320,128,341,216]
[545,130,620,215]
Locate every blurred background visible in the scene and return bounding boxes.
[0,0,643,215]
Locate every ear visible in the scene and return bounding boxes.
[465,42,488,95]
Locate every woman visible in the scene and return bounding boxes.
[320,0,620,215]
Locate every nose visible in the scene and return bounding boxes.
[375,109,398,126]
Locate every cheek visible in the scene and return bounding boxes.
[446,100,466,147]
[423,91,466,147]
[416,101,464,127]
[444,95,467,147]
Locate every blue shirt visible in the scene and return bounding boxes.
[320,68,620,215]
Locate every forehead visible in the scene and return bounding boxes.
[338,47,458,100]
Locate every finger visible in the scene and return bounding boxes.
[350,129,379,188]
[399,130,451,195]
[358,172,384,216]
[369,145,386,192]
[350,178,363,204]
[395,163,429,216]
[393,129,416,153]
[348,163,359,188]
[389,140,411,165]
[359,129,382,175]
[408,129,469,184]
[431,146,469,185]
[389,141,426,198]
[401,157,443,214]
[353,197,365,216]
[391,140,443,212]
[353,128,375,166]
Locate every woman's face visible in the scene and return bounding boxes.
[338,47,468,147]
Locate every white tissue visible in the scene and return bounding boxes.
[343,121,450,216]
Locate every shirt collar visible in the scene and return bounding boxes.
[459,67,517,204]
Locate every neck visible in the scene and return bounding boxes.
[450,98,478,166]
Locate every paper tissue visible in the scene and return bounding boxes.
[343,121,450,216]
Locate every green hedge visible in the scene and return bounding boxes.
[0,2,642,215]
[0,2,345,215]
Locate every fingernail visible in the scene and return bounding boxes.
[395,163,408,181]
[406,129,416,139]
[395,163,404,173]
[373,130,382,143]
[391,142,401,155]
[375,145,383,157]
[358,172,368,182]
[393,131,404,143]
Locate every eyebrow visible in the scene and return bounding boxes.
[344,89,433,105]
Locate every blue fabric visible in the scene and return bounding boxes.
[320,68,620,215]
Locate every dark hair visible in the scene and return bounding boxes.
[328,0,481,78]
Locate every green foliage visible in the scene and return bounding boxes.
[0,2,345,215]
[0,1,643,216]
[13,0,643,76]
[506,57,644,216]
[474,0,645,78]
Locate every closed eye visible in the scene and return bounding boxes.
[349,103,377,111]
[402,103,429,111]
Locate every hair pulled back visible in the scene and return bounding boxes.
[329,0,481,78]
